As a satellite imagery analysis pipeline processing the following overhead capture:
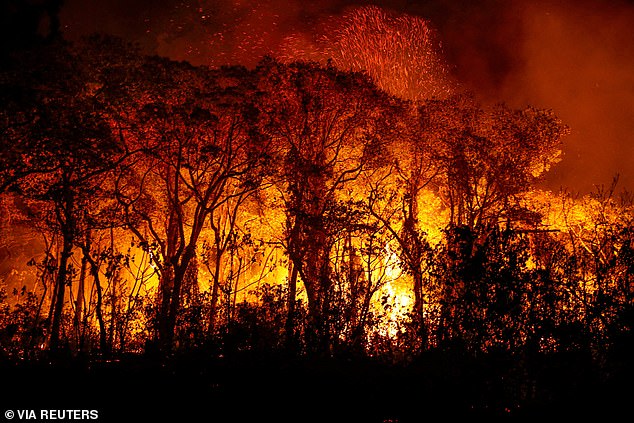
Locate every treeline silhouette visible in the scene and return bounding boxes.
[1,36,632,420]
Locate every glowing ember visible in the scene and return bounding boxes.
[280,5,456,100]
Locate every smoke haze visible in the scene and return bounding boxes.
[59,0,634,194]
[498,0,634,193]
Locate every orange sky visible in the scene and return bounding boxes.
[59,0,634,194]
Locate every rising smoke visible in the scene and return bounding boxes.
[58,0,634,193]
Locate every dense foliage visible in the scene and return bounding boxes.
[0,36,632,419]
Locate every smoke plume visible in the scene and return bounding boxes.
[59,0,634,193]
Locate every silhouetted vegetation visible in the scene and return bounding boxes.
[1,36,631,421]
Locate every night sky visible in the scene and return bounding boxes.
[47,0,634,193]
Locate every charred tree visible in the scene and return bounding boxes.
[256,58,398,353]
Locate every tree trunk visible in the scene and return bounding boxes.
[209,271,221,334]
[91,262,108,355]
[208,250,223,334]
[412,266,424,317]
[285,263,298,351]
[49,181,76,355]
[108,267,117,351]
[81,230,109,355]
[49,233,72,353]
[74,249,88,351]
[157,266,174,352]
[161,246,196,353]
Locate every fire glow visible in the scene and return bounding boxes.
[0,6,632,420]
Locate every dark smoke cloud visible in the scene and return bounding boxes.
[60,0,358,66]
[59,0,634,194]
[401,0,634,193]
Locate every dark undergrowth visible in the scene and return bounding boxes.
[2,340,632,423]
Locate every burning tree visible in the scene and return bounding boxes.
[255,58,401,353]
[1,30,630,373]
[112,58,270,353]
[419,95,568,350]
[0,5,632,418]
[421,95,567,235]
[0,40,128,353]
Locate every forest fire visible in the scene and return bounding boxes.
[1,1,632,422]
